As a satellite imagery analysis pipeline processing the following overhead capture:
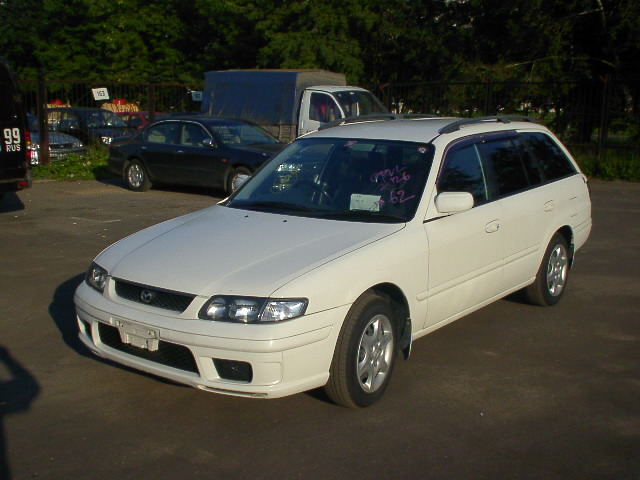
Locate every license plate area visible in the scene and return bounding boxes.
[115,319,159,351]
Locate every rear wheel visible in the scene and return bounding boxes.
[526,233,570,306]
[325,292,397,408]
[124,160,151,192]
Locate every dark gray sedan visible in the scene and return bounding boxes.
[27,114,87,165]
[108,116,286,194]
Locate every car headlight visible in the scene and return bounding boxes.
[86,263,108,292]
[199,296,308,323]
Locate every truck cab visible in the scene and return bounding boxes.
[298,86,389,137]
[201,70,389,142]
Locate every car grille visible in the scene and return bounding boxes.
[98,323,199,374]
[114,279,195,313]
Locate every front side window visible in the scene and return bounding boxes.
[146,122,179,144]
[309,93,341,123]
[180,123,210,146]
[437,143,489,205]
[227,138,434,223]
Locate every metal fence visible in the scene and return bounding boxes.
[19,75,640,168]
[19,78,204,116]
[373,76,640,167]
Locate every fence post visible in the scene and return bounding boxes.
[597,75,611,172]
[483,77,494,116]
[148,81,156,122]
[36,71,50,166]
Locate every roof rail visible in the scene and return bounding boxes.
[438,116,537,134]
[318,113,439,131]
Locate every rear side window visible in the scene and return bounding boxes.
[479,138,529,197]
[524,132,576,181]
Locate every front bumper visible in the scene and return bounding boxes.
[74,281,346,398]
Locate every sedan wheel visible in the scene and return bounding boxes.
[125,160,151,192]
[226,166,251,195]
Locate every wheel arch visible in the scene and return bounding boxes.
[555,225,575,267]
[123,155,144,175]
[368,283,413,360]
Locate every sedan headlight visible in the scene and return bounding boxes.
[86,263,108,292]
[199,296,307,323]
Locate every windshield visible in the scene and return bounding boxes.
[334,90,389,117]
[81,110,128,128]
[227,137,434,222]
[208,123,279,146]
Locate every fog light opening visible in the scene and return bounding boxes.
[213,358,253,383]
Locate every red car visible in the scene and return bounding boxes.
[116,111,162,130]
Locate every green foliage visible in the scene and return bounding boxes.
[32,147,116,181]
[573,147,640,182]
[3,0,638,182]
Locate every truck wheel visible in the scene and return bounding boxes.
[325,292,397,408]
[226,166,251,194]
[526,233,570,306]
[125,160,151,192]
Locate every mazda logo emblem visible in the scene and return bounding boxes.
[140,289,155,304]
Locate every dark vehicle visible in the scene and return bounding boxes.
[47,107,133,145]
[0,58,31,201]
[108,116,286,194]
[27,114,86,165]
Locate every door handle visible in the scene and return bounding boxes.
[544,200,555,212]
[485,220,500,233]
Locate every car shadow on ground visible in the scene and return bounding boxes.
[0,192,25,213]
[50,274,92,358]
[49,274,190,389]
[98,176,227,198]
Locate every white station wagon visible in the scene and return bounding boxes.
[75,116,592,408]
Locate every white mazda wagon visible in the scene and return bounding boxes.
[74,116,592,408]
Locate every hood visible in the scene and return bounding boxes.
[100,206,403,297]
[30,131,83,147]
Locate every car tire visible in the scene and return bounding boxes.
[526,233,570,306]
[325,292,398,408]
[125,160,151,192]
[226,166,251,195]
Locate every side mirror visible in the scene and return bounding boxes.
[435,191,474,214]
[202,138,218,149]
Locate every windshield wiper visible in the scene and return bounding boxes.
[230,201,316,213]
[317,210,407,223]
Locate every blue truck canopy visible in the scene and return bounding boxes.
[201,70,347,125]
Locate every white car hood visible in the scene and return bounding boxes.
[99,205,403,297]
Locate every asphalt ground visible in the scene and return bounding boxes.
[0,178,638,480]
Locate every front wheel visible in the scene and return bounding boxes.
[526,233,570,306]
[325,292,397,408]
[226,166,251,195]
[124,160,151,192]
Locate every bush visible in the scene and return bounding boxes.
[572,148,640,182]
[32,146,117,181]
